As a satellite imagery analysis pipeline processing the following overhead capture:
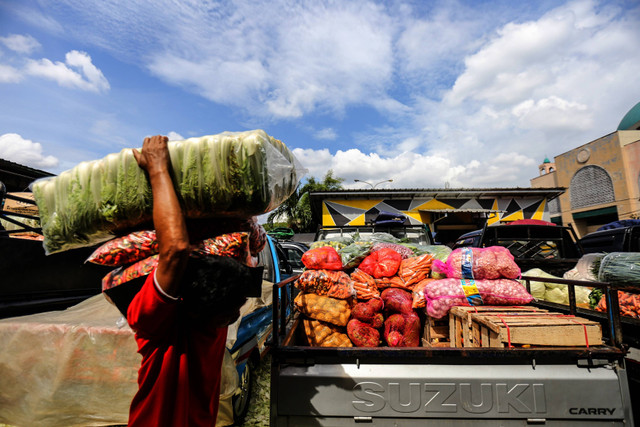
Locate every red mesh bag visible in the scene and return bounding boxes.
[302,246,343,271]
[351,298,384,328]
[347,319,381,347]
[381,288,413,315]
[358,248,402,278]
[350,269,381,300]
[384,312,420,347]
[294,270,355,299]
[87,230,158,266]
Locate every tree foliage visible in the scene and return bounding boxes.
[267,170,343,232]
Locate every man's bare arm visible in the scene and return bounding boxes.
[133,135,189,297]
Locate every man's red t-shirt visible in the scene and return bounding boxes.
[127,270,228,426]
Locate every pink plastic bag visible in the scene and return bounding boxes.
[431,246,520,280]
[422,278,534,319]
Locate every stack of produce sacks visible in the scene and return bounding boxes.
[32,130,302,255]
[416,247,534,319]
[86,217,268,314]
[295,233,451,347]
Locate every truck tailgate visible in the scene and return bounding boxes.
[276,361,631,426]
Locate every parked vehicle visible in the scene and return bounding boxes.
[453,220,583,276]
[278,240,309,276]
[270,274,635,426]
[579,220,640,254]
[316,224,435,246]
[269,224,636,426]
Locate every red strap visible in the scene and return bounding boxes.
[498,315,513,348]
[559,315,590,348]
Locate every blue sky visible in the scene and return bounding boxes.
[1,0,639,192]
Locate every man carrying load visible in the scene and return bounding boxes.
[126,135,262,426]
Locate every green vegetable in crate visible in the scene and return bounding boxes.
[32,130,302,254]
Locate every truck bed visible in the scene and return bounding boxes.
[270,276,636,426]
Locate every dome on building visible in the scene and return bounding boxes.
[617,101,640,130]
[543,157,551,163]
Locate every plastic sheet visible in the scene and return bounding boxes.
[32,130,303,254]
[0,287,271,426]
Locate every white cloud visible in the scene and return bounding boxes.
[25,50,109,92]
[0,34,41,54]
[0,133,59,169]
[314,128,337,141]
[0,64,23,83]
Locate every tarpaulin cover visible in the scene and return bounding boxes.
[0,278,274,427]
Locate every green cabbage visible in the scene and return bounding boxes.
[32,130,302,254]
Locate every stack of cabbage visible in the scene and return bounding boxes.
[32,130,302,254]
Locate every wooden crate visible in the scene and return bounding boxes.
[451,306,602,347]
[422,316,450,347]
[449,306,549,348]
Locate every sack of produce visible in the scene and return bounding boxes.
[374,276,410,291]
[520,268,591,306]
[338,241,373,269]
[370,242,414,259]
[596,291,640,319]
[358,248,402,278]
[294,270,356,299]
[411,279,435,309]
[32,130,302,254]
[431,246,520,280]
[398,253,434,289]
[310,236,354,250]
[303,317,353,347]
[597,252,640,290]
[384,312,421,347]
[87,230,158,266]
[563,253,605,282]
[351,298,384,328]
[347,319,381,347]
[381,288,414,315]
[294,293,352,326]
[422,278,534,319]
[301,246,343,271]
[195,232,255,266]
[102,255,158,291]
[350,269,381,300]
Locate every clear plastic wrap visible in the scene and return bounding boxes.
[32,130,303,254]
[597,252,640,290]
[338,241,373,269]
[520,268,591,306]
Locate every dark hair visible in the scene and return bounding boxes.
[180,255,262,321]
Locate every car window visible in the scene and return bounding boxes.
[283,247,305,269]
[257,244,275,283]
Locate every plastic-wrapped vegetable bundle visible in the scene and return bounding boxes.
[371,242,414,259]
[431,246,521,280]
[32,130,302,254]
[597,252,640,290]
[398,253,434,289]
[422,278,534,319]
[102,255,158,291]
[310,236,354,250]
[87,230,158,266]
[350,269,381,300]
[338,241,373,269]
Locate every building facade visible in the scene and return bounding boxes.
[531,102,640,237]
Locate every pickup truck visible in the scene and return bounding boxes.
[269,233,636,425]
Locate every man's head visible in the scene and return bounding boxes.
[180,255,263,327]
